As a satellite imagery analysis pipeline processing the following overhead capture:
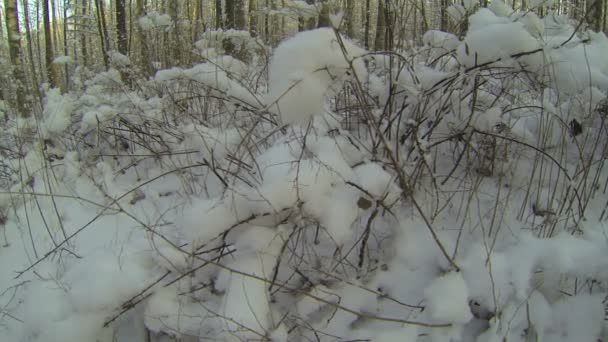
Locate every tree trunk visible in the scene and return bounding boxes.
[249,0,258,36]
[306,0,316,29]
[223,0,246,56]
[216,0,223,29]
[62,0,69,92]
[22,0,42,106]
[374,0,386,50]
[440,0,448,31]
[95,0,109,68]
[345,0,355,37]
[80,0,88,66]
[364,0,370,49]
[168,0,180,65]
[317,0,331,27]
[0,4,4,102]
[116,0,128,55]
[51,0,58,54]
[193,0,205,41]
[135,0,150,75]
[271,0,280,43]
[588,0,603,31]
[4,0,28,116]
[43,0,59,87]
[419,0,428,37]
[235,0,247,30]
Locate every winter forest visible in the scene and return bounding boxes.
[3,0,608,341]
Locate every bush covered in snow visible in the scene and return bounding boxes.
[2,3,608,342]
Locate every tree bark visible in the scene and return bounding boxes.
[317,0,331,28]
[224,0,247,56]
[80,0,88,66]
[135,0,150,75]
[249,0,258,36]
[364,0,370,49]
[193,0,205,41]
[62,0,69,92]
[216,0,223,29]
[116,0,128,55]
[374,0,386,50]
[95,0,109,69]
[345,0,355,37]
[22,0,42,106]
[440,0,448,31]
[4,0,28,116]
[168,0,180,65]
[43,0,59,87]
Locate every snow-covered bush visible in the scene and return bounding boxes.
[2,4,608,342]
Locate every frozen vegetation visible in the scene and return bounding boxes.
[2,2,608,341]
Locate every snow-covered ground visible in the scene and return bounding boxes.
[2,3,608,341]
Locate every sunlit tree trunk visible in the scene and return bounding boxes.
[51,0,59,53]
[80,0,88,66]
[22,0,42,106]
[4,0,28,116]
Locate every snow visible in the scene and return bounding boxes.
[138,12,173,31]
[3,4,608,342]
[40,88,75,137]
[424,271,473,324]
[457,10,542,70]
[268,28,367,125]
[52,55,73,65]
[353,162,400,203]
[423,30,460,51]
[109,51,131,67]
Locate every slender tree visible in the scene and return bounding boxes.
[62,0,69,92]
[95,0,109,68]
[167,0,180,65]
[80,0,89,66]
[441,0,449,31]
[4,0,28,116]
[345,0,355,37]
[364,0,371,49]
[374,0,387,50]
[135,0,150,75]
[116,0,128,55]
[43,0,59,87]
[22,0,41,105]
[216,0,223,28]
[249,0,258,36]
[193,0,205,40]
